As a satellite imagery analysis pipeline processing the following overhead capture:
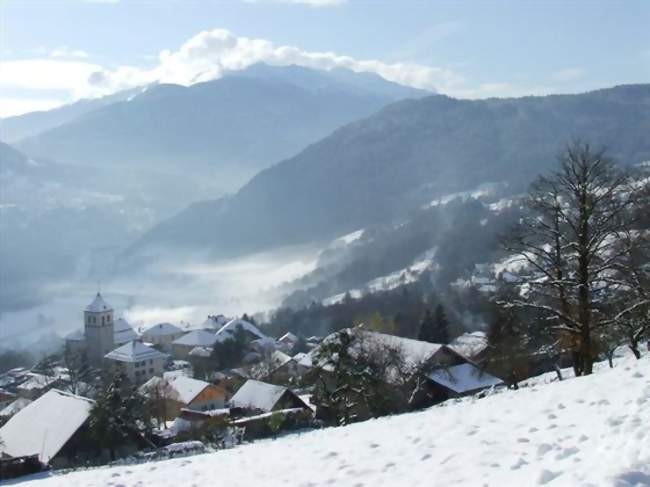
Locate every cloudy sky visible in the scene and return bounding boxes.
[1,0,648,117]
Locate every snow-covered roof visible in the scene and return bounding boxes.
[85,292,112,313]
[17,373,58,391]
[140,376,213,405]
[427,363,503,394]
[64,329,85,342]
[310,328,444,371]
[229,379,289,412]
[199,315,229,331]
[142,322,185,337]
[189,346,213,358]
[279,332,298,344]
[173,330,217,347]
[214,319,266,344]
[448,331,489,359]
[0,389,93,463]
[271,350,293,368]
[168,376,212,405]
[105,341,167,363]
[0,397,32,417]
[114,318,139,344]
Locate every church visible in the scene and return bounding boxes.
[65,293,166,382]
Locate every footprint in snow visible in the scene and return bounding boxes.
[529,427,539,433]
[555,447,580,460]
[578,434,589,442]
[547,413,557,420]
[510,457,528,470]
[420,453,431,461]
[536,443,553,456]
[537,469,562,484]
[517,437,530,443]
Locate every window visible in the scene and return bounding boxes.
[149,368,154,373]
[149,359,153,365]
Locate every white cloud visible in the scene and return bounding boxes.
[50,46,90,59]
[89,28,465,95]
[552,67,585,82]
[0,27,562,117]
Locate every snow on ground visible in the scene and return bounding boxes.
[15,352,649,487]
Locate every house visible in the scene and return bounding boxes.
[139,376,227,420]
[0,389,94,468]
[104,341,167,384]
[229,379,310,414]
[172,330,217,359]
[16,373,62,400]
[426,362,503,399]
[306,327,502,408]
[448,331,489,361]
[0,397,32,419]
[250,350,303,385]
[113,318,139,346]
[277,332,299,352]
[214,319,267,344]
[141,322,186,352]
[197,315,229,331]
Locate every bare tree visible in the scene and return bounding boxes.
[501,142,649,375]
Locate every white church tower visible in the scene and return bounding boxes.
[84,292,115,367]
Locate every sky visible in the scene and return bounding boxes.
[0,0,648,117]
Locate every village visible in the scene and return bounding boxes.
[0,292,503,480]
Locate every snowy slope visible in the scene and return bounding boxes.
[15,353,650,487]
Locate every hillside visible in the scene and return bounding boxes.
[14,64,428,190]
[132,84,650,258]
[17,352,650,486]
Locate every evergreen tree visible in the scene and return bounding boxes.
[432,304,450,344]
[418,309,435,343]
[89,371,148,460]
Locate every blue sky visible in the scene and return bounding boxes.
[1,0,648,117]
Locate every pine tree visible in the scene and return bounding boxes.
[89,371,148,460]
[432,304,450,344]
[418,309,435,343]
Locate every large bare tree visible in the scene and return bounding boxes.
[502,142,649,375]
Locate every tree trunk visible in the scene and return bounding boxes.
[607,352,614,368]
[629,345,641,359]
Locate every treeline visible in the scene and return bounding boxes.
[263,278,493,341]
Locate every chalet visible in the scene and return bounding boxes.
[104,340,167,384]
[141,322,186,352]
[172,330,217,359]
[197,315,229,331]
[426,362,503,399]
[229,379,310,415]
[448,331,489,361]
[277,332,299,352]
[306,327,502,407]
[0,389,94,468]
[214,319,267,344]
[139,376,227,420]
[16,373,62,400]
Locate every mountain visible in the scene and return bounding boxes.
[0,87,145,143]
[132,84,650,259]
[14,64,429,190]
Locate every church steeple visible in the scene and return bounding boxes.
[84,292,115,367]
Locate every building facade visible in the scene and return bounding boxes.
[84,293,115,367]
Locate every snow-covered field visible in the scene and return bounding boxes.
[13,353,650,487]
